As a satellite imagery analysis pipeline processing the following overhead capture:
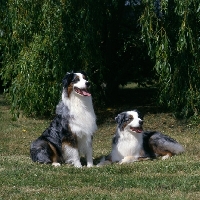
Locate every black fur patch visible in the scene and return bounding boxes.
[115,112,129,131]
[62,72,76,88]
[142,131,157,158]
[30,115,77,163]
[112,133,120,145]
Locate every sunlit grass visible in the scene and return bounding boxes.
[0,91,200,200]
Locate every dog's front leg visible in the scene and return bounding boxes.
[62,144,82,168]
[86,147,93,167]
[119,156,138,164]
[82,137,93,167]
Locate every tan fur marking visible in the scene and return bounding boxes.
[67,83,73,97]
[129,115,133,120]
[152,146,174,157]
[48,142,59,163]
[62,140,78,149]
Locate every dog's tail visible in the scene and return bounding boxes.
[163,139,185,155]
[143,131,184,159]
[150,131,185,155]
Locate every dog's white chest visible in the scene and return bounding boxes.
[120,135,141,154]
[111,132,143,162]
[67,95,97,137]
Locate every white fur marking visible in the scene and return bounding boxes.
[162,154,170,160]
[52,162,61,167]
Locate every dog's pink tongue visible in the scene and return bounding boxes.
[131,127,143,133]
[82,90,91,96]
[136,128,143,133]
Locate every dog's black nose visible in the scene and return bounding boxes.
[85,81,90,87]
[139,120,143,125]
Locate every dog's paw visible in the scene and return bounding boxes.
[87,163,93,168]
[74,161,82,168]
[161,154,170,160]
[119,159,126,165]
[119,156,137,164]
[52,162,61,167]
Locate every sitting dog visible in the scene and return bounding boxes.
[97,110,184,165]
[30,72,97,167]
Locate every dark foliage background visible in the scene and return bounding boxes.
[0,0,199,119]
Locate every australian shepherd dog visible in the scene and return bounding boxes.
[98,110,184,166]
[30,72,97,167]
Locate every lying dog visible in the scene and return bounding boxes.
[98,110,184,165]
[30,72,97,167]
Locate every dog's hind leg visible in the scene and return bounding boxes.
[48,142,61,166]
[161,152,173,160]
[30,139,54,164]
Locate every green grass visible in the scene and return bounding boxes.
[0,86,200,200]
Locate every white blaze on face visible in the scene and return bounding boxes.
[74,73,87,89]
[125,111,143,133]
[73,73,91,97]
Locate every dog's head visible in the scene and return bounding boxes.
[115,110,143,133]
[62,72,91,97]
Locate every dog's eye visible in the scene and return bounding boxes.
[124,115,133,123]
[129,115,133,120]
[73,76,80,83]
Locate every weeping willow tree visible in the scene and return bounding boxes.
[1,0,104,117]
[140,0,200,118]
[1,0,200,118]
[1,0,154,117]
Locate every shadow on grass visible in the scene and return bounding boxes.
[79,156,102,166]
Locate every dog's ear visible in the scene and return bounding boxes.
[62,72,75,88]
[115,114,122,124]
[133,109,144,120]
[115,112,128,130]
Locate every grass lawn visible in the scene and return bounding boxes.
[0,85,200,200]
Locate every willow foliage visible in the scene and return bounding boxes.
[1,0,153,117]
[140,0,200,118]
[1,0,104,117]
[1,0,200,118]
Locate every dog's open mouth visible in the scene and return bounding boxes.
[74,87,91,96]
[130,127,143,133]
